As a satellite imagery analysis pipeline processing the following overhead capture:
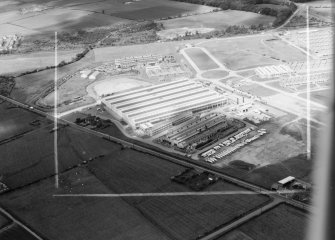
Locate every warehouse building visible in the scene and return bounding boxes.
[102,79,227,128]
[255,64,293,79]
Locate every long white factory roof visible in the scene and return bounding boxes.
[102,79,226,126]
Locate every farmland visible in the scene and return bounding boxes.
[0,125,120,189]
[0,50,83,75]
[198,36,307,70]
[87,148,186,194]
[185,48,219,70]
[0,224,39,240]
[159,10,275,30]
[136,182,270,240]
[0,100,50,142]
[219,204,309,240]
[0,167,170,240]
[0,213,10,229]
[10,51,94,104]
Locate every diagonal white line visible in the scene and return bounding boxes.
[53,190,305,198]
[306,6,311,160]
[54,31,59,189]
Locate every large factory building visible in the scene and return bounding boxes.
[102,79,227,128]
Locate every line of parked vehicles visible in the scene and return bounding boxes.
[201,127,267,164]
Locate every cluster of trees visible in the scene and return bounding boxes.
[170,24,267,41]
[172,0,297,27]
[100,21,163,46]
[0,76,15,96]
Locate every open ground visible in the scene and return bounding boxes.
[219,203,309,240]
[158,10,275,30]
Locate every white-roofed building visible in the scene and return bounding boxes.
[102,79,227,128]
[255,64,294,79]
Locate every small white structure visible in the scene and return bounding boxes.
[89,71,100,80]
[80,70,91,78]
[255,65,293,79]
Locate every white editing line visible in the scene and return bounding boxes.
[54,32,59,188]
[306,7,311,159]
[53,190,304,198]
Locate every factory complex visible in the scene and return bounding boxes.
[101,79,227,128]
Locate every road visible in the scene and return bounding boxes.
[0,207,43,240]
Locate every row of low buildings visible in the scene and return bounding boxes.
[145,64,188,80]
[294,29,333,58]
[101,79,227,128]
[280,72,330,87]
[255,64,294,79]
[287,58,332,74]
[115,54,162,69]
[163,113,228,148]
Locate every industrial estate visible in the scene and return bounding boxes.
[0,0,333,240]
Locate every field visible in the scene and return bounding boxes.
[11,8,131,33]
[66,0,217,19]
[199,35,307,70]
[10,51,94,104]
[219,204,309,240]
[237,83,279,97]
[0,101,50,142]
[159,10,275,30]
[0,125,121,189]
[88,75,152,98]
[0,50,83,75]
[0,167,170,240]
[202,70,229,79]
[136,182,270,240]
[0,213,10,229]
[87,148,186,194]
[299,89,331,105]
[0,224,38,240]
[185,48,219,71]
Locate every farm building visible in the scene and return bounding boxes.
[255,65,293,79]
[101,79,227,128]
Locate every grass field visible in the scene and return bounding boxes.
[0,125,120,189]
[299,89,331,105]
[237,83,279,97]
[199,36,306,70]
[87,148,186,194]
[202,70,229,79]
[0,50,83,75]
[10,51,94,104]
[11,8,131,33]
[159,10,275,30]
[66,0,217,19]
[0,101,50,142]
[219,204,309,240]
[136,182,270,240]
[0,167,170,240]
[0,224,38,240]
[0,213,10,229]
[185,48,219,71]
